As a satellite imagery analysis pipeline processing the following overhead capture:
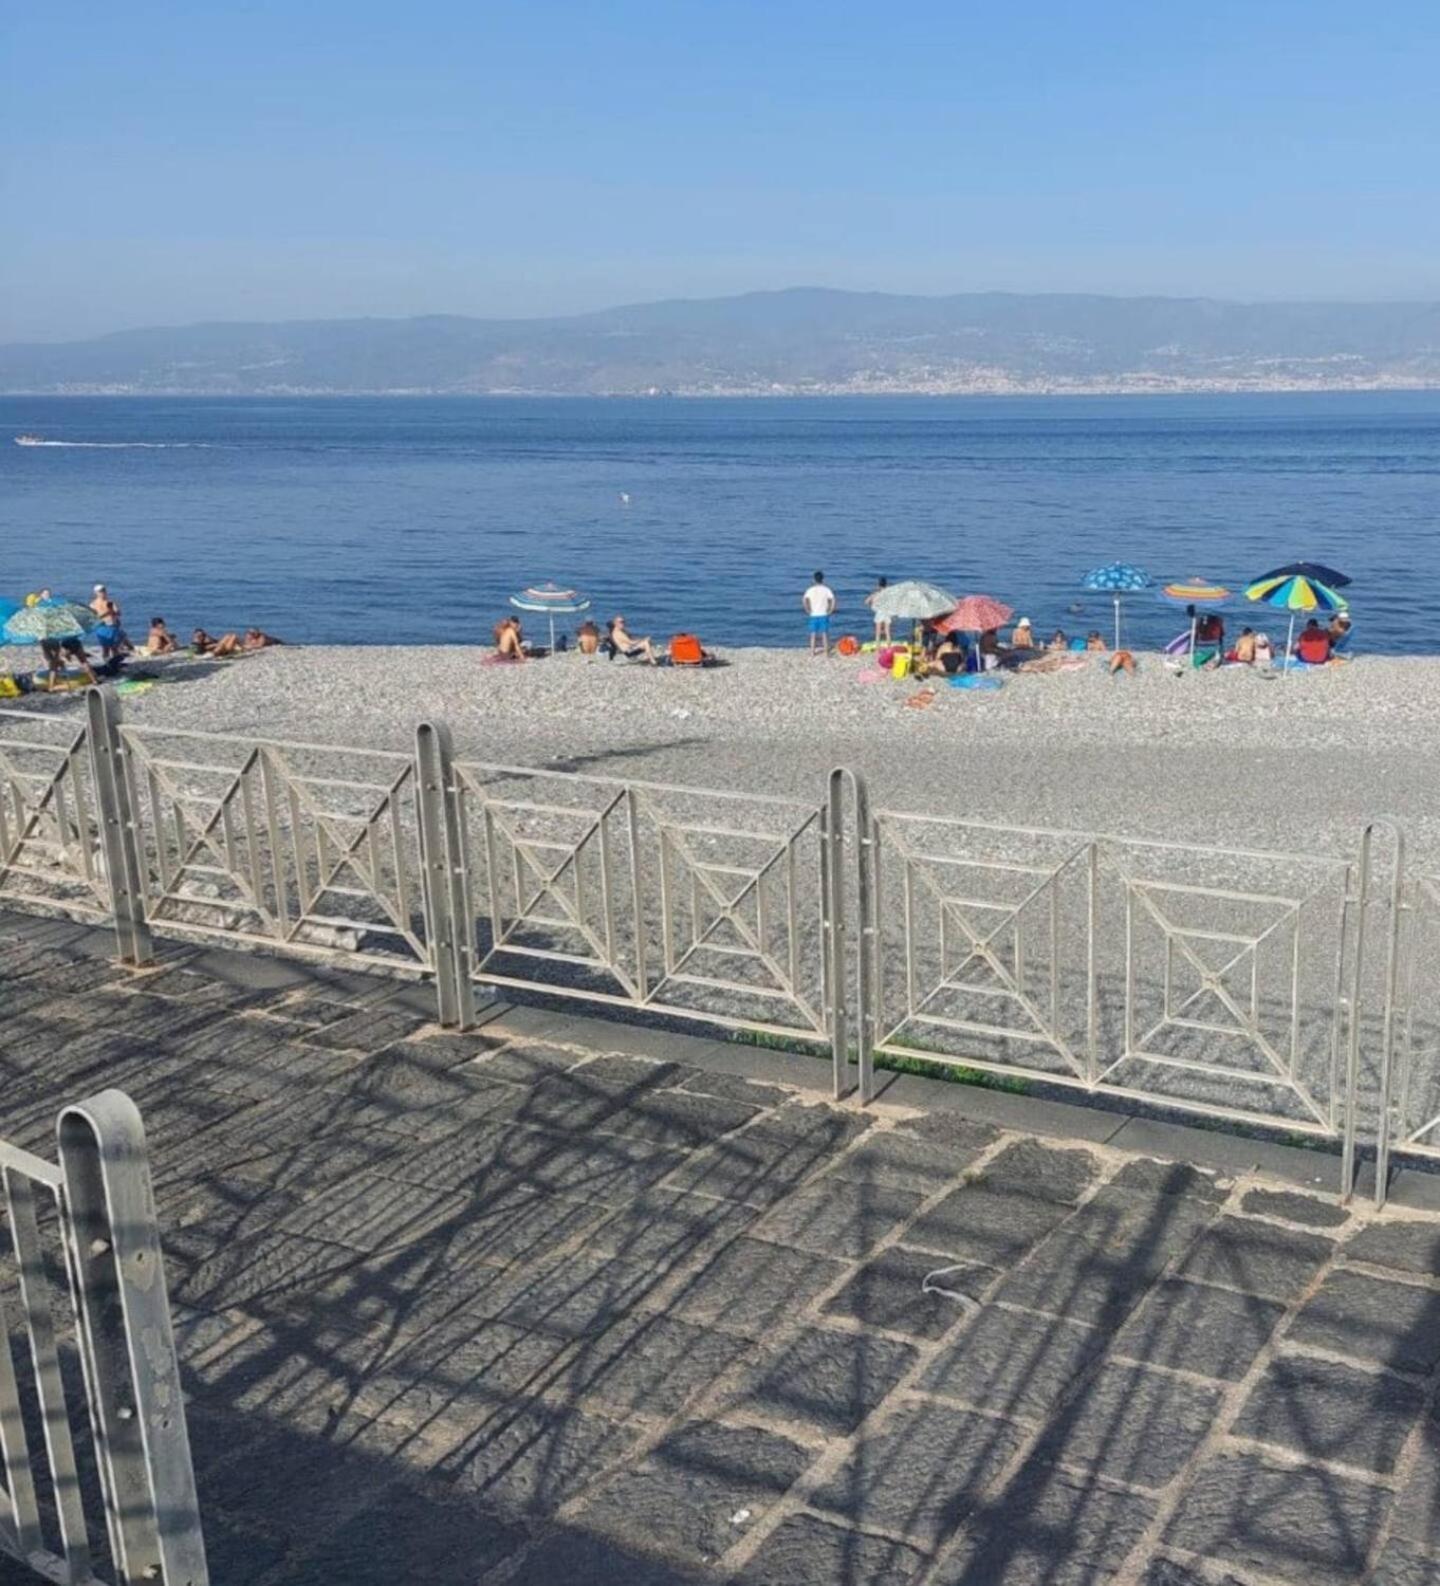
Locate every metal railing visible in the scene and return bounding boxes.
[0,691,1427,1203]
[0,1090,207,1585]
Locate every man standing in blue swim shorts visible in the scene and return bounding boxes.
[802,570,837,657]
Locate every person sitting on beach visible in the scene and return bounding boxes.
[608,616,659,665]
[1295,619,1332,665]
[1196,610,1225,653]
[865,577,892,645]
[1085,631,1107,652]
[1009,617,1037,651]
[1254,631,1274,665]
[922,634,965,677]
[38,636,98,690]
[1231,627,1257,665]
[144,617,178,655]
[192,628,241,657]
[1328,612,1353,645]
[493,617,526,662]
[1048,629,1068,651]
[576,619,601,656]
[242,628,283,650]
[803,571,837,657]
[978,629,1002,671]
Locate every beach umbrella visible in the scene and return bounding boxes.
[2,600,97,645]
[1158,579,1231,662]
[934,594,1014,673]
[1081,562,1152,648]
[1252,561,1352,590]
[1245,571,1349,672]
[508,582,591,652]
[869,579,958,622]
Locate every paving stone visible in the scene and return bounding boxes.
[446,1397,638,1515]
[1111,1278,1285,1380]
[285,1478,527,1585]
[551,1312,750,1420]
[587,1187,757,1268]
[889,1110,999,1154]
[1372,1538,1440,1586]
[191,1511,291,1586]
[733,1513,926,1585]
[827,1126,988,1194]
[475,1039,588,1085]
[491,1128,690,1206]
[1139,1560,1250,1586]
[720,1324,918,1437]
[931,1463,1157,1585]
[823,1246,996,1339]
[665,1117,859,1209]
[1387,1416,1439,1548]
[974,1138,1100,1203]
[677,1069,792,1107]
[1288,1270,1440,1374]
[811,1397,1026,1547]
[1234,1354,1424,1473]
[662,1236,849,1337]
[1241,1187,1351,1227]
[904,1183,1074,1268]
[302,1006,429,1050]
[1171,1215,1335,1301]
[212,1419,385,1534]
[276,1172,470,1253]
[919,1305,1104,1421]
[503,1528,712,1585]
[171,1231,359,1314]
[589,1086,764,1151]
[1164,1451,1392,1586]
[494,1248,667,1339]
[1110,1156,1228,1202]
[1343,1219,1440,1277]
[574,1419,811,1568]
[1030,1361,1221,1487]
[993,1186,1213,1325]
[751,1178,925,1260]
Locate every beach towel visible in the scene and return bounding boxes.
[948,674,1004,691]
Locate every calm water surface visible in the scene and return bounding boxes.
[1,393,1436,651]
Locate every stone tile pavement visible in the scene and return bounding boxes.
[1,913,1438,1585]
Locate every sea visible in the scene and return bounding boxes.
[2,393,1437,652]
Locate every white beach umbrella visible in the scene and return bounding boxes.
[869,579,959,624]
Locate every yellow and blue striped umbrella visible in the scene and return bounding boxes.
[1244,573,1349,613]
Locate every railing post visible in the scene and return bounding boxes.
[825,768,874,1103]
[57,1090,209,1585]
[1358,819,1407,1208]
[85,687,153,967]
[416,720,476,1030]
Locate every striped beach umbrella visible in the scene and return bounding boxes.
[1245,571,1349,671]
[1081,562,1152,648]
[509,582,591,652]
[934,594,1014,673]
[1159,579,1230,661]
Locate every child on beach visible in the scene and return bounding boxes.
[865,577,892,644]
[803,571,837,656]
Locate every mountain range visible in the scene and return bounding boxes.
[4,288,1440,396]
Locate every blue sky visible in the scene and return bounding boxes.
[4,0,1437,338]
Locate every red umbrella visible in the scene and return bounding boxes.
[934,595,1014,635]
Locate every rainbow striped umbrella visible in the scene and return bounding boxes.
[1245,571,1349,671]
[1159,579,1230,661]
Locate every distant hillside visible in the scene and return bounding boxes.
[5,288,1440,395]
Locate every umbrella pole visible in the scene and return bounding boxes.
[1189,615,1198,665]
[1285,612,1295,675]
[1113,595,1121,652]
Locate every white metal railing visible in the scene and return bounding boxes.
[0,691,1425,1203]
[0,1091,207,1585]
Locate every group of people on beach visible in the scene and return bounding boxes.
[492,613,662,665]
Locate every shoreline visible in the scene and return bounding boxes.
[20,643,1438,872]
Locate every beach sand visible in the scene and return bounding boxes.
[87,644,1440,872]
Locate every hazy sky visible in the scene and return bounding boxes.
[4,1,1438,340]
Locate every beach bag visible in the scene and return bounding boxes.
[837,635,860,657]
[669,633,704,666]
[0,676,20,698]
[891,652,911,679]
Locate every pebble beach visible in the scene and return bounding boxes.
[71,644,1440,873]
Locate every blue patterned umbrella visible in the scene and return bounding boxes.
[1080,563,1152,647]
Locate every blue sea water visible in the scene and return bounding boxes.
[1,393,1437,652]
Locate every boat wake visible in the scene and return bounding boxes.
[13,435,210,448]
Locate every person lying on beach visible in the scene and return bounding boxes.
[242,628,283,650]
[576,619,601,656]
[608,617,659,665]
[1109,649,1136,676]
[145,617,178,655]
[1048,630,1068,651]
[192,628,241,657]
[493,617,526,662]
[39,637,98,690]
